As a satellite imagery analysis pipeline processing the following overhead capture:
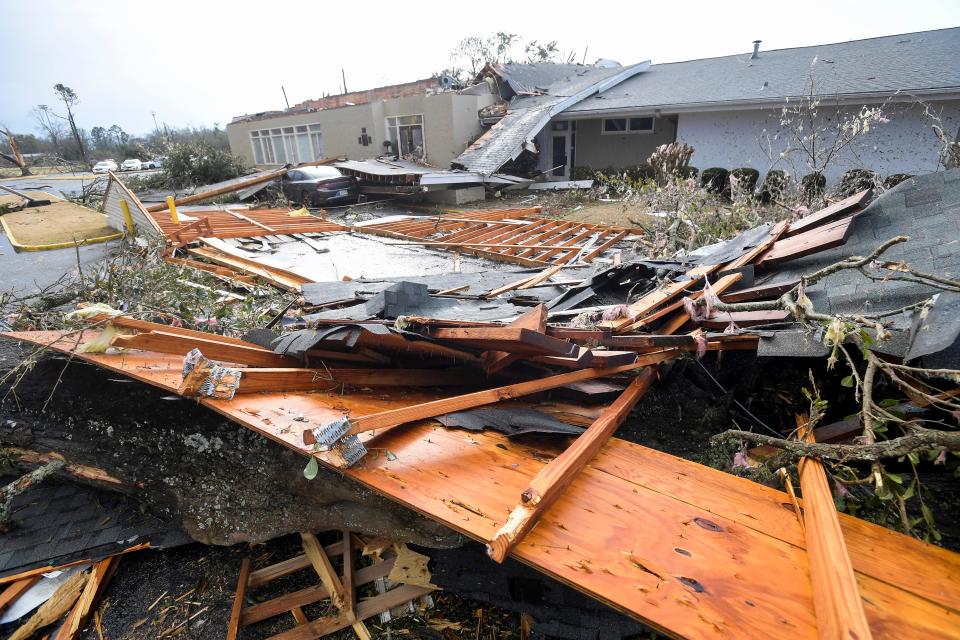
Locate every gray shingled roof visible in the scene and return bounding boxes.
[565,27,960,114]
[755,169,960,364]
[454,63,648,174]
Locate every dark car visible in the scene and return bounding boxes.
[282,166,358,207]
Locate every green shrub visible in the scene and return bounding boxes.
[802,172,826,199]
[624,164,656,182]
[837,169,880,197]
[730,167,759,193]
[883,173,913,189]
[758,170,790,204]
[676,166,699,180]
[571,166,594,181]
[700,167,728,194]
[163,141,248,189]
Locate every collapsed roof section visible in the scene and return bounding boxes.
[453,61,651,175]
[334,158,529,194]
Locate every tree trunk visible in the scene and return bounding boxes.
[0,340,462,549]
[2,129,31,176]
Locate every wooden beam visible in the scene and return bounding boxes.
[144,168,289,213]
[430,327,577,357]
[242,558,395,625]
[303,350,676,445]
[482,304,547,374]
[226,558,251,640]
[0,577,39,615]
[796,415,873,640]
[300,533,345,611]
[756,216,855,267]
[247,539,357,589]
[236,367,482,393]
[265,584,432,640]
[340,531,371,640]
[785,189,872,238]
[299,533,371,639]
[111,330,299,368]
[487,368,658,562]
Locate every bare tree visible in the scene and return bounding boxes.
[53,83,88,165]
[33,105,67,154]
[0,127,31,176]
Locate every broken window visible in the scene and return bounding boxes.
[249,123,324,164]
[386,115,425,159]
[602,117,655,134]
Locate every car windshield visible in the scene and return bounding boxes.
[298,167,342,180]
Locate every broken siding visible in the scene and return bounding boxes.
[103,173,160,238]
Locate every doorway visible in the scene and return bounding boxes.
[549,120,574,180]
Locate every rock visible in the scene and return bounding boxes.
[0,341,461,548]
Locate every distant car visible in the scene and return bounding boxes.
[282,167,358,206]
[120,159,142,172]
[140,159,156,169]
[92,160,119,174]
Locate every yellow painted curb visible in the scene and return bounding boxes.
[0,215,123,252]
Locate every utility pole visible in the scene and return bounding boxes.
[341,68,348,94]
[151,111,160,134]
[282,86,290,109]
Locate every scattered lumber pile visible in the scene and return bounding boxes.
[228,532,435,640]
[6,179,960,638]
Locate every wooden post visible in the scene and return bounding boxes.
[166,195,179,224]
[226,558,250,640]
[487,368,658,562]
[796,415,873,640]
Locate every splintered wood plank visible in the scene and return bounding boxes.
[227,558,250,640]
[655,271,743,335]
[5,330,960,640]
[756,216,855,267]
[785,189,872,238]
[53,556,119,640]
[299,533,371,639]
[487,368,657,562]
[796,416,873,640]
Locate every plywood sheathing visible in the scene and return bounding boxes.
[6,329,959,640]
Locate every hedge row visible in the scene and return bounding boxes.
[573,164,912,200]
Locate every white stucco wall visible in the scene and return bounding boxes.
[227,91,495,169]
[675,99,960,184]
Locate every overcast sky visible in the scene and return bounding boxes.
[1,0,957,136]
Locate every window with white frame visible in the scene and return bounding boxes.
[250,123,324,164]
[601,117,654,134]
[386,115,425,159]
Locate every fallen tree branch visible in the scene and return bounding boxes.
[0,458,66,531]
[711,427,960,463]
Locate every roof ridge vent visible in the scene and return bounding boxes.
[751,40,762,59]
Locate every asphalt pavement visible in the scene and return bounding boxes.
[0,228,118,300]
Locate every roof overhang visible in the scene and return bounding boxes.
[558,87,960,119]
